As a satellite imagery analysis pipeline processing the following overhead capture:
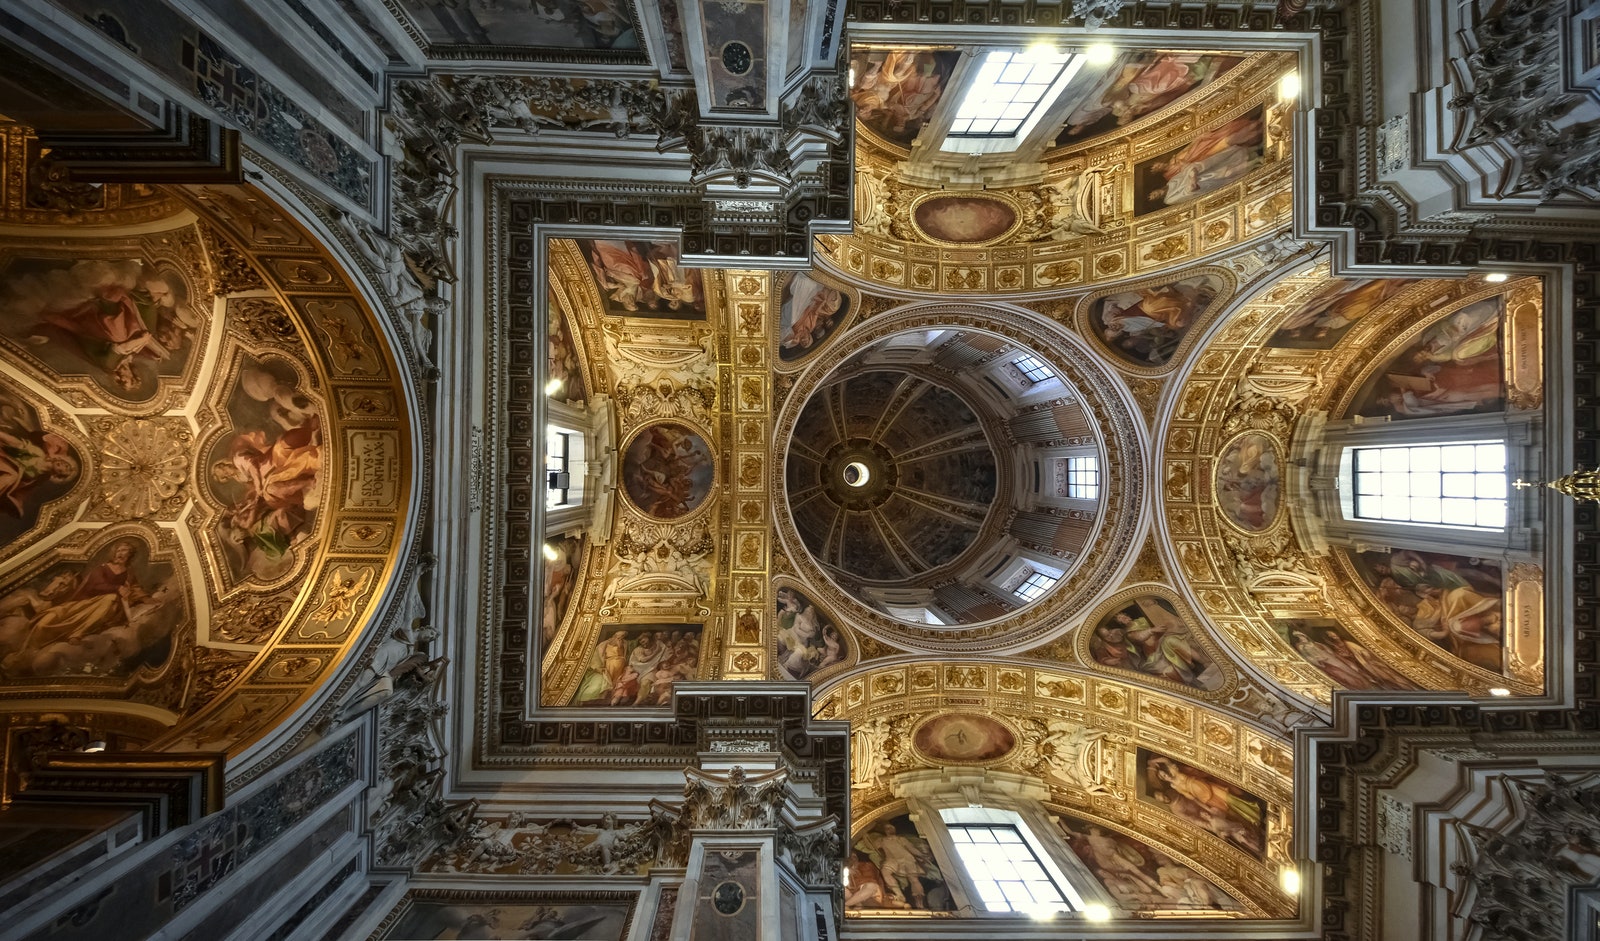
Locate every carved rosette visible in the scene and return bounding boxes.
[99,419,190,518]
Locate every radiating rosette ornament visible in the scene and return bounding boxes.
[100,419,188,517]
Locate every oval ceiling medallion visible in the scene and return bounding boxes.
[621,422,716,521]
[910,193,1021,246]
[912,713,1017,764]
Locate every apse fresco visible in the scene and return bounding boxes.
[847,813,954,911]
[0,382,81,547]
[0,250,206,402]
[1055,52,1245,146]
[778,272,848,361]
[0,154,410,758]
[1137,749,1267,856]
[380,896,633,940]
[1273,618,1418,690]
[0,532,185,681]
[1266,279,1414,350]
[621,423,714,520]
[204,351,324,584]
[1057,815,1241,911]
[540,533,584,657]
[774,585,846,681]
[849,50,961,147]
[1347,296,1505,420]
[1088,273,1222,367]
[912,713,1016,763]
[1088,596,1223,691]
[547,286,587,403]
[1133,106,1266,214]
[574,239,706,319]
[571,624,703,707]
[393,0,640,50]
[1347,549,1505,671]
[1214,432,1280,532]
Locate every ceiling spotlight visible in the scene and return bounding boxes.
[1278,71,1302,101]
[1483,272,1510,283]
[1489,687,1511,696]
[848,65,856,87]
[1280,868,1302,896]
[1083,903,1111,921]
[541,543,559,562]
[545,377,564,396]
[1085,43,1115,65]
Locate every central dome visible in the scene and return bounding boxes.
[787,369,999,584]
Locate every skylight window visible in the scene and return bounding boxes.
[947,823,1071,915]
[1065,456,1099,500]
[946,50,1076,141]
[1352,442,1507,529]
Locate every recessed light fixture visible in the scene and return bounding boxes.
[1278,71,1302,101]
[1086,43,1115,65]
[1484,272,1510,283]
[541,543,559,561]
[545,377,564,396]
[1083,903,1111,921]
[1281,868,1302,895]
[1489,687,1511,696]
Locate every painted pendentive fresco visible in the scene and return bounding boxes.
[846,813,954,911]
[1347,549,1505,671]
[548,286,587,403]
[0,531,186,681]
[1137,749,1267,856]
[910,194,1019,245]
[0,382,81,547]
[574,239,706,319]
[541,534,585,657]
[778,273,848,362]
[392,0,640,51]
[774,585,846,680]
[1087,273,1222,367]
[911,713,1016,764]
[203,352,324,584]
[1266,279,1413,350]
[1347,296,1505,420]
[380,895,633,941]
[1054,52,1245,146]
[1214,432,1280,532]
[621,423,715,520]
[849,50,961,147]
[1133,106,1266,215]
[0,251,205,403]
[571,624,703,707]
[1272,618,1418,690]
[1088,596,1224,691]
[1056,815,1241,911]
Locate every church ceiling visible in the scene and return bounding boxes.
[0,124,411,761]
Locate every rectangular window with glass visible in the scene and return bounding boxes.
[1012,354,1054,385]
[1013,568,1058,602]
[1065,456,1099,500]
[1352,442,1507,529]
[947,50,1074,138]
[546,427,572,509]
[946,823,1071,915]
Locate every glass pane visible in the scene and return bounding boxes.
[1477,472,1507,499]
[1409,496,1441,523]
[1381,495,1410,519]
[1476,444,1506,471]
[1357,472,1381,495]
[1477,501,1507,529]
[1410,447,1440,474]
[1381,448,1410,472]
[1382,472,1411,497]
[1440,445,1477,468]
[1442,473,1475,497]
[1441,498,1476,524]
